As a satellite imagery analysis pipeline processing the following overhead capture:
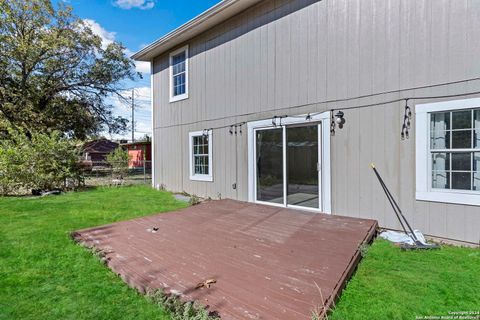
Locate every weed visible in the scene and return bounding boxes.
[359,243,369,257]
[311,281,330,320]
[189,194,201,206]
[146,289,219,320]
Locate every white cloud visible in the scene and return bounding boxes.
[83,19,116,49]
[114,0,155,10]
[134,86,151,99]
[135,61,151,73]
[115,86,151,111]
[134,117,152,136]
[84,19,150,74]
[108,86,152,140]
[81,20,152,140]
[125,48,151,74]
[83,19,152,140]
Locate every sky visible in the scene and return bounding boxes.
[54,0,221,140]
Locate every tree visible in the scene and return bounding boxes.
[0,0,138,139]
[140,134,151,142]
[0,129,82,195]
[106,147,130,177]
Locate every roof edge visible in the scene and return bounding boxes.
[132,0,261,61]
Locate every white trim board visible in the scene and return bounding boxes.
[415,98,480,206]
[247,112,332,214]
[150,59,156,189]
[189,130,214,182]
[169,45,189,103]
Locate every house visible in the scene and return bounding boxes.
[121,141,152,169]
[133,0,480,245]
[81,139,119,163]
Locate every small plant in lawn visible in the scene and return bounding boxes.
[146,289,219,320]
[359,243,369,257]
[189,194,201,206]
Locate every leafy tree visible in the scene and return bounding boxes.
[0,129,82,194]
[0,0,138,139]
[106,147,130,177]
[140,134,151,142]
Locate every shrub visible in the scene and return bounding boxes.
[106,147,130,177]
[0,129,81,195]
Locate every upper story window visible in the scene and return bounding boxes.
[169,45,189,102]
[416,98,480,206]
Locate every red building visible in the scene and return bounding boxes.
[121,141,151,169]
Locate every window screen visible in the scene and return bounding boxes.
[192,135,209,175]
[430,109,480,191]
[171,50,186,97]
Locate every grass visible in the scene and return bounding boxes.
[330,240,480,320]
[0,186,188,320]
[1,187,479,320]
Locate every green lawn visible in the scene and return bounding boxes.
[330,240,480,320]
[0,186,188,320]
[1,187,479,320]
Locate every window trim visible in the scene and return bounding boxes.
[416,98,480,206]
[189,130,213,182]
[169,45,189,103]
[247,112,332,214]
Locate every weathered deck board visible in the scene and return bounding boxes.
[73,199,377,319]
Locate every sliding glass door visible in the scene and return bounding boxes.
[254,124,321,210]
[286,125,319,209]
[255,128,284,204]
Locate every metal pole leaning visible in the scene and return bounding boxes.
[370,163,419,243]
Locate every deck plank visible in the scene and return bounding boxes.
[73,199,377,320]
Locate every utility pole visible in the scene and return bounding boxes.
[131,89,135,143]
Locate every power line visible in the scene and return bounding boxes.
[117,95,150,102]
[153,76,480,130]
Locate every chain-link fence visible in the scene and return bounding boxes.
[80,160,152,187]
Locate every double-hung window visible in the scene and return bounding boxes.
[169,45,188,102]
[416,98,480,206]
[189,131,213,182]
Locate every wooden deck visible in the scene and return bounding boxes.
[73,199,377,319]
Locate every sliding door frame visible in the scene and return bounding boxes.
[247,112,332,214]
[252,126,286,208]
[285,124,322,212]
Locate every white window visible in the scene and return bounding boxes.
[189,131,213,182]
[169,45,188,102]
[416,98,480,206]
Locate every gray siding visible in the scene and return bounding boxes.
[152,0,480,244]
